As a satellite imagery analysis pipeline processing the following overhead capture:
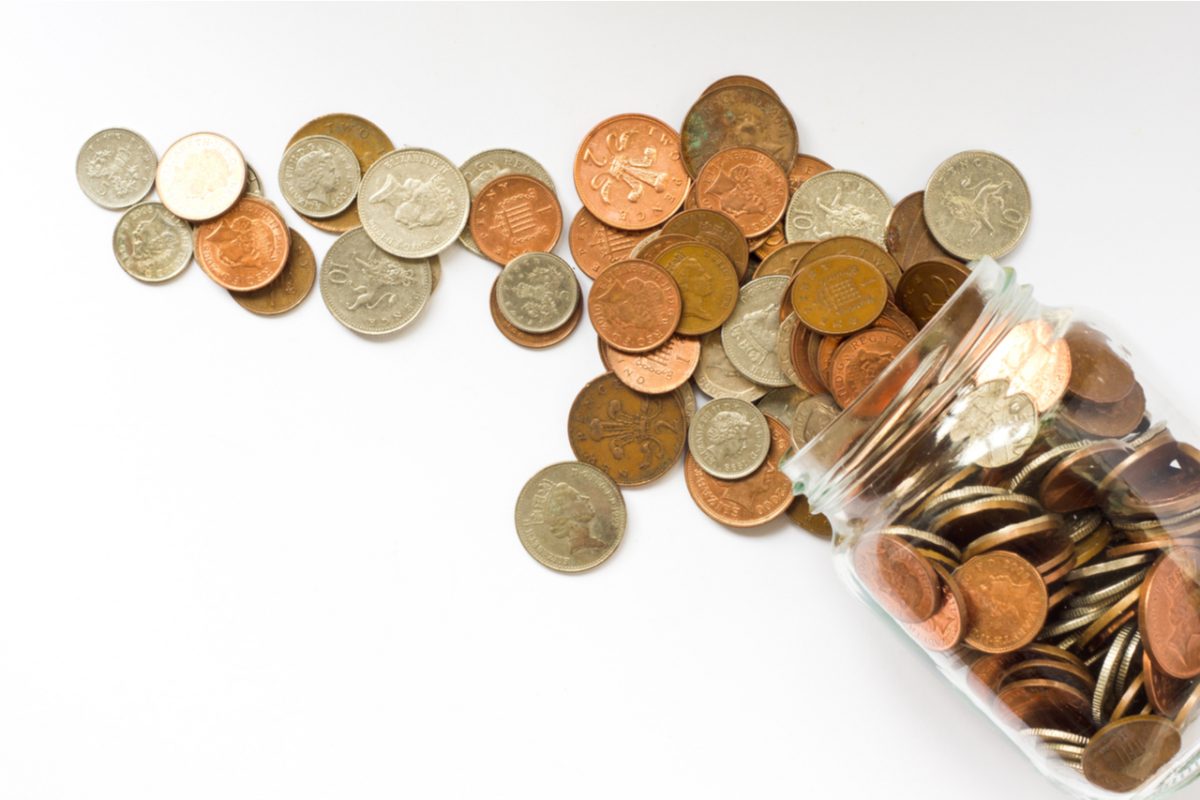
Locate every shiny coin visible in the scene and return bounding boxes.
[77,128,156,210]
[358,147,469,258]
[288,113,394,234]
[1081,716,1181,793]
[785,170,891,247]
[278,135,360,219]
[906,562,969,651]
[661,208,750,280]
[232,228,316,315]
[588,259,681,353]
[681,84,798,177]
[568,208,644,280]
[1140,547,1200,679]
[459,148,554,256]
[515,461,626,573]
[684,415,793,527]
[948,380,1039,468]
[111,202,192,283]
[469,175,562,266]
[654,241,739,335]
[156,132,246,222]
[790,255,888,335]
[688,398,770,480]
[955,551,1048,653]
[604,335,700,394]
[693,147,789,238]
[722,275,791,387]
[194,196,289,291]
[924,150,1030,261]
[319,227,433,335]
[495,252,578,333]
[694,330,767,402]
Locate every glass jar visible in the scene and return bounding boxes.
[782,258,1200,798]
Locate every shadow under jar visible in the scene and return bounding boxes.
[782,258,1200,799]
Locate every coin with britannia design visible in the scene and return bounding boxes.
[924,150,1030,261]
[515,461,626,573]
[459,149,555,256]
[111,202,192,283]
[319,227,433,335]
[156,132,247,221]
[77,128,156,210]
[785,170,891,247]
[278,135,361,219]
[358,147,469,258]
[495,252,579,334]
[689,397,770,480]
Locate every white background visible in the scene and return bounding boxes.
[3,3,1200,799]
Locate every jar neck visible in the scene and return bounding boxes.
[782,258,1058,541]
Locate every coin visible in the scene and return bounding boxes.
[1059,382,1147,439]
[955,551,1048,653]
[633,233,693,263]
[77,128,156,210]
[358,147,469,258]
[752,225,789,265]
[1063,324,1135,404]
[568,372,687,486]
[700,74,780,99]
[489,275,580,349]
[1081,716,1181,793]
[244,164,264,197]
[785,494,832,538]
[231,228,316,315]
[791,394,840,449]
[760,241,816,282]
[787,154,834,194]
[661,208,750,279]
[459,148,555,256]
[494,252,578,334]
[689,398,770,480]
[785,170,891,247]
[1144,653,1194,718]
[277,134,360,219]
[828,329,908,409]
[654,241,739,335]
[896,260,971,327]
[756,386,810,428]
[194,196,289,291]
[976,319,1072,413]
[947,380,1039,468]
[775,315,804,388]
[722,275,791,387]
[604,335,700,394]
[156,132,246,222]
[514,461,626,573]
[995,679,1092,734]
[924,150,1031,261]
[111,202,192,283]
[568,208,644,279]
[684,416,793,527]
[469,175,562,265]
[574,114,688,231]
[681,85,798,177]
[799,236,903,292]
[588,259,681,353]
[790,255,888,335]
[319,227,433,335]
[853,534,940,623]
[288,113,394,234]
[1140,547,1200,679]
[693,147,789,238]
[694,330,767,402]
[884,191,958,270]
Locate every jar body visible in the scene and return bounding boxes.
[783,258,1200,798]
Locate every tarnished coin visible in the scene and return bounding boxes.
[588,259,681,353]
[568,208,644,279]
[853,534,941,623]
[787,154,834,194]
[574,113,689,231]
[515,461,626,573]
[694,330,767,402]
[700,74,781,99]
[278,135,361,219]
[948,380,1039,468]
[791,394,840,449]
[790,255,888,335]
[976,319,1072,413]
[1063,324,1135,404]
[469,175,562,265]
[568,372,687,486]
[722,275,791,387]
[688,397,770,480]
[194,196,289,291]
[604,335,700,394]
[77,128,156,210]
[494,252,578,334]
[111,202,192,283]
[924,150,1031,261]
[459,148,555,256]
[759,241,816,281]
[654,241,739,335]
[884,191,958,270]
[231,228,316,315]
[1081,716,1181,793]
[693,147,789,238]
[955,551,1048,654]
[156,132,246,222]
[358,147,469,258]
[662,208,750,279]
[288,113,394,234]
[319,227,433,335]
[896,260,971,327]
[785,170,891,247]
[684,416,793,527]
[681,85,798,177]
[1140,547,1200,679]
[490,276,580,349]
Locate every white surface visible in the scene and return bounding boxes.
[3,3,1200,799]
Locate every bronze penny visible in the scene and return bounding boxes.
[663,209,751,279]
[288,113,393,234]
[1144,653,1194,718]
[603,335,700,395]
[799,236,903,292]
[588,259,682,353]
[789,324,828,395]
[895,260,970,328]
[633,233,695,264]
[568,372,687,486]
[790,255,888,336]
[906,562,968,651]
[751,223,788,263]
[1140,547,1200,679]
[759,241,815,281]
[680,84,798,178]
[995,678,1093,734]
[954,551,1048,653]
[567,208,646,280]
[884,191,958,270]
[654,242,739,335]
[999,658,1095,694]
[874,303,919,340]
[693,147,789,238]
[684,416,793,528]
[976,319,1072,414]
[468,175,562,266]
[1059,381,1146,439]
[489,276,581,349]
[852,534,940,623]
[785,495,832,538]
[194,196,290,291]
[231,228,316,315]
[828,328,908,409]
[1082,716,1181,793]
[699,74,781,100]
[1038,440,1132,513]
[786,154,833,194]
[1064,323,1135,404]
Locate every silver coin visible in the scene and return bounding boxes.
[77,128,157,210]
[785,170,891,246]
[155,132,246,222]
[515,461,626,573]
[924,150,1030,261]
[776,314,804,388]
[458,148,555,256]
[279,135,361,219]
[674,383,697,423]
[694,330,767,402]
[358,147,469,258]
[430,253,442,293]
[244,164,265,197]
[721,275,791,388]
[792,394,841,448]
[630,229,663,259]
[947,379,1039,468]
[319,227,433,336]
[756,386,810,431]
[111,202,192,283]
[689,397,771,480]
[495,252,578,333]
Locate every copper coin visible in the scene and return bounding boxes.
[814,334,843,389]
[853,534,940,623]
[1059,381,1146,439]
[683,416,794,527]
[231,228,316,315]
[634,233,695,264]
[662,208,750,279]
[1140,547,1200,679]
[954,551,1048,653]
[799,236,903,292]
[884,191,958,270]
[699,74,781,99]
[588,259,682,353]
[787,154,833,194]
[693,147,789,238]
[194,196,290,291]
[752,224,788,263]
[1144,653,1195,718]
[680,85,798,177]
[758,240,814,280]
[489,276,581,349]
[999,657,1095,694]
[895,260,970,328]
[653,242,739,335]
[906,562,968,651]
[789,324,828,395]
[790,255,888,335]
[568,372,687,486]
[1064,324,1135,404]
[574,113,689,231]
[603,335,700,394]
[995,678,1093,734]
[567,208,645,280]
[828,328,908,409]
[1038,440,1133,513]
[976,319,1073,413]
[288,113,394,234]
[469,175,562,266]
[785,495,832,538]
[874,302,919,339]
[1082,716,1181,793]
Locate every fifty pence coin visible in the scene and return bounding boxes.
[77,128,156,210]
[319,227,433,335]
[358,147,469,258]
[111,202,192,283]
[278,135,361,219]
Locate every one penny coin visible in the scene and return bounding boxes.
[568,208,644,280]
[194,196,290,291]
[828,328,908,409]
[469,175,563,266]
[603,335,700,394]
[905,562,968,651]
[661,208,750,279]
[853,534,941,623]
[684,415,793,528]
[588,259,682,353]
[654,241,739,335]
[1081,716,1181,793]
[954,551,1048,654]
[1140,547,1200,679]
[790,255,888,336]
[693,147,789,238]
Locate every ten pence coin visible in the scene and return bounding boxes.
[111,202,192,283]
[77,128,156,210]
[785,170,891,247]
[924,150,1031,261]
[358,147,469,258]
[515,461,626,573]
[319,227,433,335]
[156,132,247,222]
[194,196,290,291]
